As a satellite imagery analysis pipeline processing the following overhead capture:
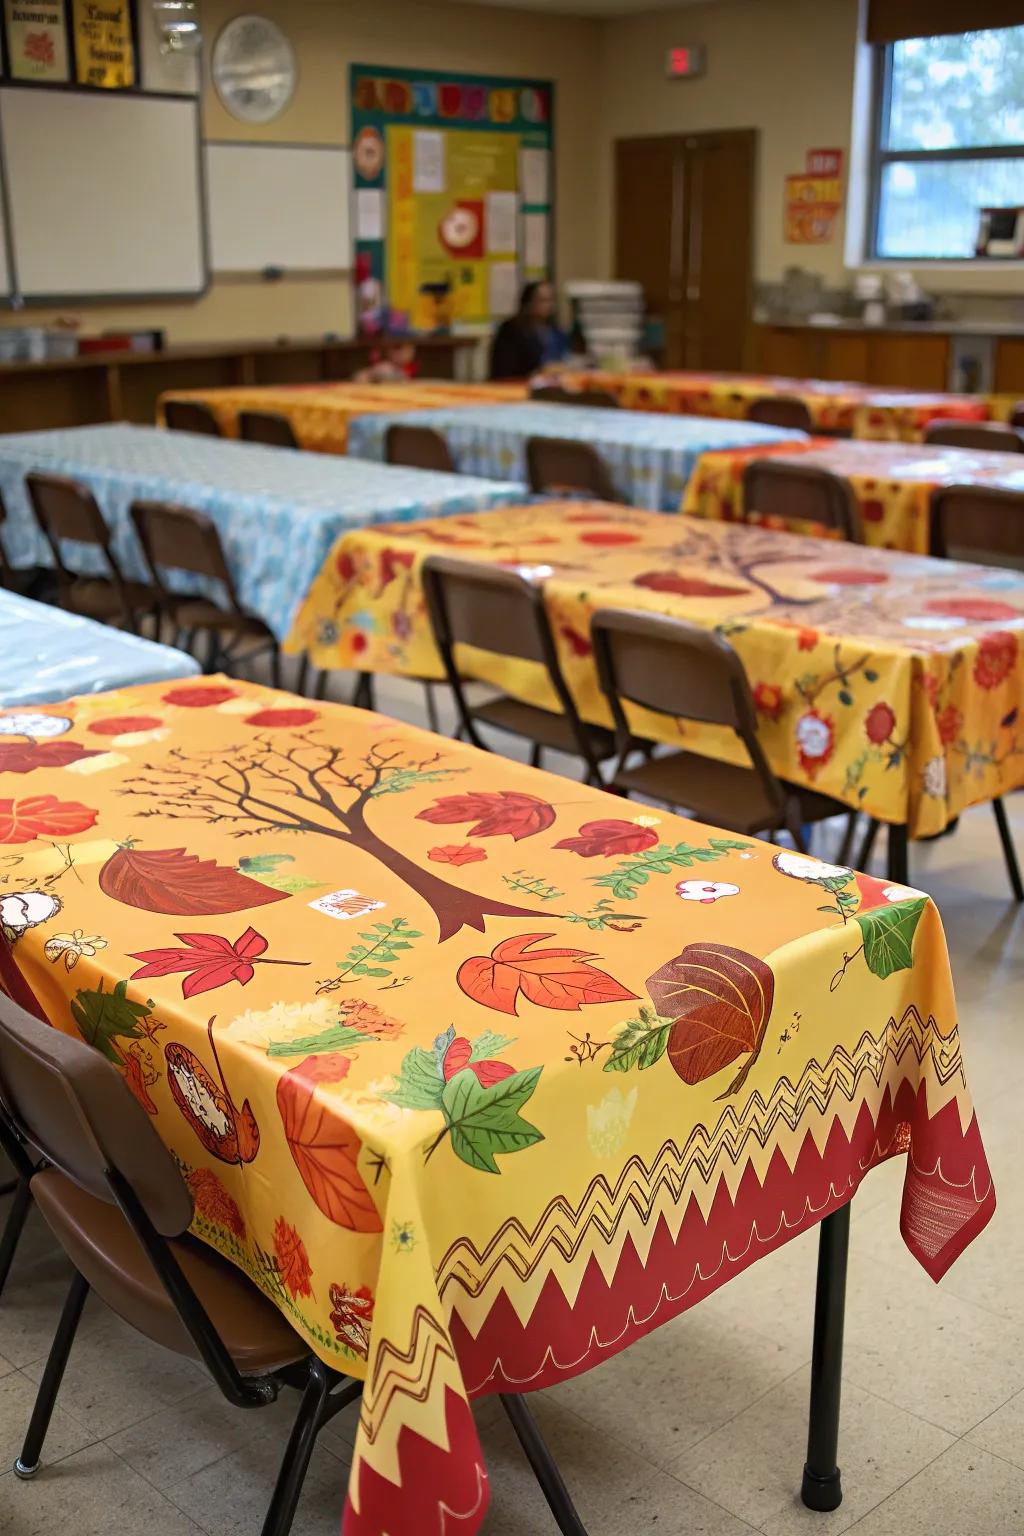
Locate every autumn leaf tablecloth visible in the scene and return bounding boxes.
[565,370,992,440]
[0,677,995,1535]
[288,502,1024,838]
[157,382,528,456]
[682,437,1024,555]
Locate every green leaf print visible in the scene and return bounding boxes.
[439,1067,544,1174]
[855,898,928,980]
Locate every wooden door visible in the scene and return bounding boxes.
[614,130,755,371]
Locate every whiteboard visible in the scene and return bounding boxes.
[0,87,205,300]
[205,143,352,273]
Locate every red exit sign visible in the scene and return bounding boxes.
[666,44,706,78]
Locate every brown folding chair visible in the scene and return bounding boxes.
[591,609,852,850]
[1010,403,1024,430]
[26,473,158,631]
[130,500,280,683]
[0,992,360,1534]
[742,459,863,542]
[525,436,624,502]
[384,423,455,474]
[163,399,222,436]
[532,386,621,409]
[238,410,300,450]
[924,420,1024,453]
[747,396,815,433]
[422,555,615,784]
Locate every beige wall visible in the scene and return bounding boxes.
[2,0,603,343]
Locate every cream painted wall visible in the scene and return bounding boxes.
[2,0,603,342]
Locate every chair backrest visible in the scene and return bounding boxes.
[923,420,1024,453]
[131,500,239,605]
[525,436,623,502]
[930,483,1024,565]
[747,396,814,433]
[742,459,863,542]
[1010,403,1024,430]
[0,992,191,1238]
[591,607,783,810]
[164,399,222,436]
[238,410,299,450]
[532,386,621,409]
[27,472,112,551]
[384,423,455,474]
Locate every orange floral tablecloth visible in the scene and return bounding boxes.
[567,371,991,441]
[157,382,527,455]
[0,677,994,1535]
[288,504,1024,838]
[683,437,1024,554]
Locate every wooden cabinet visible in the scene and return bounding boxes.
[753,325,950,390]
[994,339,1024,397]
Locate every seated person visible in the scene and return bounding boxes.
[489,281,569,380]
[354,334,419,383]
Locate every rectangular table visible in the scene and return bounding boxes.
[288,501,1024,845]
[0,425,526,641]
[565,370,994,442]
[157,381,529,456]
[0,587,199,706]
[683,436,1024,554]
[344,403,806,511]
[1,676,994,1535]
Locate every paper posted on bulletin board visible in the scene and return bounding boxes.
[350,64,554,331]
[784,148,844,245]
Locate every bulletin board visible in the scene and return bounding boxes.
[350,64,553,332]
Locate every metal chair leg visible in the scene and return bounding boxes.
[261,1358,331,1536]
[295,655,310,698]
[836,812,858,868]
[352,672,375,711]
[992,797,1024,902]
[856,818,880,872]
[801,1204,850,1513]
[15,1269,89,1478]
[423,681,440,734]
[886,823,909,885]
[500,1394,589,1535]
[0,1176,31,1300]
[530,743,543,769]
[268,644,282,690]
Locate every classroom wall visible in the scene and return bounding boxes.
[1,0,603,343]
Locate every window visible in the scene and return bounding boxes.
[871,25,1024,259]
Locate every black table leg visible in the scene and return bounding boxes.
[500,1395,589,1535]
[886,823,909,885]
[801,1203,851,1512]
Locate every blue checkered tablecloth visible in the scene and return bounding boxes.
[345,404,807,511]
[0,425,526,640]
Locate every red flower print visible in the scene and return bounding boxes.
[861,499,885,524]
[795,711,835,778]
[328,1283,374,1357]
[812,567,889,587]
[865,701,896,745]
[796,627,819,652]
[925,597,1020,624]
[579,530,641,547]
[186,1167,246,1239]
[162,685,238,708]
[554,819,659,858]
[753,683,784,721]
[441,1034,516,1087]
[974,631,1018,690]
[351,631,369,655]
[921,673,939,706]
[559,625,592,658]
[336,550,356,582]
[88,716,163,736]
[273,1217,314,1299]
[427,844,488,866]
[243,708,320,728]
[0,794,98,845]
[937,705,962,745]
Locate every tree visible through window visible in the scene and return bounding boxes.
[872,26,1024,259]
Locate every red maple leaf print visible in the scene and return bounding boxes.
[441,1034,516,1087]
[129,927,305,999]
[417,791,555,840]
[554,819,659,858]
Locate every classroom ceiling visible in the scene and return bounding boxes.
[459,0,713,15]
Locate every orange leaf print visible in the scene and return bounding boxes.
[276,1062,382,1232]
[458,932,637,1016]
[0,794,98,844]
[273,1216,314,1299]
[428,844,488,866]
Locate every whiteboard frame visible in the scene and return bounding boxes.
[204,139,353,276]
[0,82,209,308]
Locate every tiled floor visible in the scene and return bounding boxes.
[1,670,1023,1536]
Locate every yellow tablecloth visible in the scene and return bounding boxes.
[288,504,1024,838]
[568,371,993,442]
[157,382,527,455]
[683,437,1024,555]
[0,678,995,1535]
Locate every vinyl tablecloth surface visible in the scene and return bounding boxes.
[289,502,1024,837]
[1,677,994,1536]
[683,436,1024,554]
[0,587,199,705]
[344,403,806,511]
[568,370,992,440]
[0,425,526,640]
[157,382,528,455]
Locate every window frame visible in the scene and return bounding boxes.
[867,35,1024,262]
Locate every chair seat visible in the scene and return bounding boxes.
[66,578,158,622]
[612,750,844,834]
[473,694,616,758]
[31,1168,306,1375]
